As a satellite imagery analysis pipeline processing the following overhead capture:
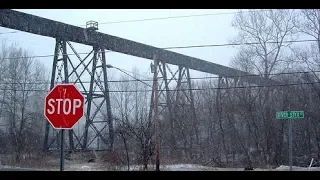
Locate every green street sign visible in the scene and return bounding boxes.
[276,111,304,119]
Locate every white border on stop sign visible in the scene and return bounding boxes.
[44,83,85,130]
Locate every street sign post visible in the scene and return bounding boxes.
[44,84,85,171]
[276,110,304,171]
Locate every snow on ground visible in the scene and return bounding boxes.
[162,164,241,171]
[118,164,262,171]
[118,164,214,171]
[64,164,320,171]
[0,165,46,171]
[65,164,320,171]
[275,165,320,171]
[3,159,320,171]
[162,164,213,171]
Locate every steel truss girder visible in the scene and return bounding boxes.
[0,9,278,86]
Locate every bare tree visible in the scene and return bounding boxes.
[111,69,154,170]
[232,9,298,76]
[0,41,48,163]
[290,9,320,160]
[230,9,298,165]
[292,10,320,79]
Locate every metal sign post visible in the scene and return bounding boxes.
[60,129,65,171]
[288,118,292,171]
[276,110,304,171]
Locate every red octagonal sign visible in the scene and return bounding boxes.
[44,84,85,129]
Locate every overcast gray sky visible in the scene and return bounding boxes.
[0,9,240,80]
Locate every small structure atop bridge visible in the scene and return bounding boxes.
[86,20,98,31]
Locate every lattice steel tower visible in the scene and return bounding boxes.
[44,21,114,152]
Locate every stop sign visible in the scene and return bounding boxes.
[44,84,85,129]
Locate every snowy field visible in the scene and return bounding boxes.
[275,165,320,171]
[1,153,319,171]
[2,163,320,171]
